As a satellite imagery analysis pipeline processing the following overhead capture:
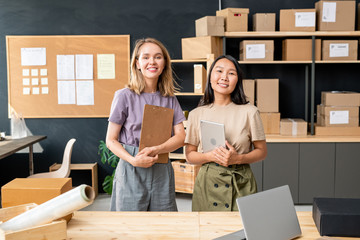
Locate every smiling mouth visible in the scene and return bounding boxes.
[217,83,228,88]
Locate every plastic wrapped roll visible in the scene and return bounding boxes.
[0,184,95,232]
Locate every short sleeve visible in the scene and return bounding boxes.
[184,110,200,146]
[172,96,186,126]
[108,90,128,125]
[249,109,266,142]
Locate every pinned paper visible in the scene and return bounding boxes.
[97,54,115,79]
[42,87,49,94]
[22,78,30,86]
[57,80,76,104]
[57,55,75,80]
[76,54,93,80]
[21,48,46,66]
[22,69,30,76]
[41,78,48,85]
[31,69,38,76]
[246,44,266,59]
[32,87,40,95]
[76,80,94,105]
[40,68,47,76]
[23,88,30,95]
[31,78,39,85]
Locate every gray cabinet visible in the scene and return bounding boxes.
[261,142,360,204]
[263,143,299,203]
[335,143,360,198]
[299,143,335,203]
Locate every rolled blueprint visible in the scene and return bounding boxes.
[0,184,94,232]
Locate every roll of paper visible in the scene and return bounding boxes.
[0,184,95,232]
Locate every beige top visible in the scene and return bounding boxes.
[185,102,266,154]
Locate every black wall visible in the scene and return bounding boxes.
[1,0,360,192]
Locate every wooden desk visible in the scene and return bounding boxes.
[67,211,358,239]
[0,136,47,175]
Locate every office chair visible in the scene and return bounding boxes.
[27,138,76,178]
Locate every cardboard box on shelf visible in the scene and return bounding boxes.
[253,13,276,31]
[280,118,308,136]
[256,79,279,112]
[315,125,360,135]
[195,16,225,37]
[181,36,223,60]
[260,112,281,134]
[321,91,360,106]
[315,1,355,31]
[216,8,249,32]
[171,160,201,193]
[243,79,255,105]
[1,178,72,208]
[240,40,274,61]
[318,105,359,127]
[322,40,358,61]
[194,64,207,93]
[280,9,316,31]
[282,39,321,61]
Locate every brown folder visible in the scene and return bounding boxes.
[139,104,174,163]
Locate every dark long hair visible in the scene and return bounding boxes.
[198,55,248,106]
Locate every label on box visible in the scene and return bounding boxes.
[329,44,349,57]
[295,12,315,27]
[322,2,336,22]
[246,44,265,59]
[330,110,349,124]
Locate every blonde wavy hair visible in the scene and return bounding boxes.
[127,38,178,96]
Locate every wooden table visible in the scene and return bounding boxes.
[66,211,358,239]
[0,136,47,175]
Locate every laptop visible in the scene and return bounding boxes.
[200,120,226,153]
[214,185,302,240]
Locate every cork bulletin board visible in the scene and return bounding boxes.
[6,35,130,118]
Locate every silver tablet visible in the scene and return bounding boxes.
[200,120,226,153]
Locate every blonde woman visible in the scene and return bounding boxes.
[106,38,186,211]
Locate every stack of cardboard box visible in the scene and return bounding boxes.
[257,79,280,134]
[316,91,360,135]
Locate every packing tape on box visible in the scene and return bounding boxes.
[0,184,95,232]
[288,118,298,136]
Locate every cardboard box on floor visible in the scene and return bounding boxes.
[240,40,274,61]
[182,36,223,59]
[216,8,249,32]
[318,105,359,127]
[194,64,207,93]
[322,40,358,61]
[321,91,360,106]
[243,79,255,105]
[195,16,224,37]
[256,79,279,112]
[315,1,355,31]
[280,119,308,136]
[1,178,72,208]
[253,13,276,31]
[260,112,280,134]
[280,9,316,31]
[282,39,321,61]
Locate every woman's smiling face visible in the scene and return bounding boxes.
[210,58,238,96]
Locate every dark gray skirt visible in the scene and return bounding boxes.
[110,144,177,211]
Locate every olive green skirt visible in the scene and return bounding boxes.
[192,162,257,211]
